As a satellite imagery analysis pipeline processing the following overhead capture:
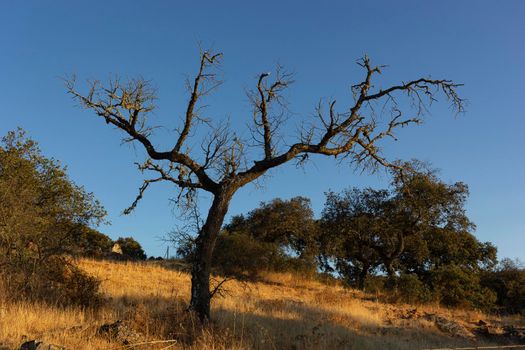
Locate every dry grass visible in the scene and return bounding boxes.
[0,259,516,349]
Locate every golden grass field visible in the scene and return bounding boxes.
[0,259,521,350]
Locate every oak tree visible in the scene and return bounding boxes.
[319,163,496,295]
[319,188,387,289]
[114,236,147,260]
[0,129,106,306]
[225,197,318,262]
[66,50,463,321]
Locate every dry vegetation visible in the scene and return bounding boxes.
[0,259,520,350]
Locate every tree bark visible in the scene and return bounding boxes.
[189,189,233,322]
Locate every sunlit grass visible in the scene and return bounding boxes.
[0,259,508,349]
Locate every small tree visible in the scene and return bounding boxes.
[66,51,463,321]
[376,163,476,278]
[481,259,525,314]
[319,163,494,289]
[115,236,147,260]
[196,197,319,278]
[319,188,384,289]
[73,226,113,258]
[225,197,318,263]
[210,231,281,279]
[0,129,106,306]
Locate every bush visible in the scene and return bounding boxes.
[0,129,105,308]
[211,230,319,280]
[364,275,386,295]
[481,259,525,314]
[393,273,433,304]
[73,226,113,258]
[115,237,147,260]
[212,232,283,279]
[1,255,101,307]
[431,265,496,310]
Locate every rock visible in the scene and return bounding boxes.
[504,325,525,340]
[97,320,142,345]
[111,243,123,255]
[424,314,474,339]
[481,325,506,336]
[400,308,420,319]
[20,340,38,350]
[19,340,65,350]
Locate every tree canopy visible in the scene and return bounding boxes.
[316,163,498,308]
[0,129,106,305]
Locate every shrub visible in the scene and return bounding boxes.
[1,255,101,307]
[212,232,282,279]
[393,273,433,304]
[431,265,496,310]
[481,259,525,314]
[72,226,113,258]
[115,237,147,260]
[0,129,105,308]
[364,275,386,295]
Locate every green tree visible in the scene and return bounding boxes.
[404,229,497,276]
[379,163,476,277]
[73,226,114,258]
[0,129,106,306]
[211,231,282,279]
[319,163,496,296]
[319,188,385,289]
[431,265,496,310]
[481,259,525,314]
[115,236,147,260]
[177,197,318,279]
[225,197,318,264]
[67,51,463,320]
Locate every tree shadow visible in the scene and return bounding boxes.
[103,292,503,350]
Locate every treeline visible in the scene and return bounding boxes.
[177,162,525,314]
[76,229,147,261]
[0,129,145,307]
[1,129,523,315]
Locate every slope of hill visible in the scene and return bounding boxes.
[0,259,522,349]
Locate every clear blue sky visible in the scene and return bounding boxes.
[1,1,524,259]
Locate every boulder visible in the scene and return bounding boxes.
[97,320,142,345]
[19,340,65,350]
[424,313,474,339]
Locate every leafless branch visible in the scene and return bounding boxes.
[209,276,234,299]
[123,178,162,215]
[174,50,223,153]
[236,56,464,186]
[67,52,463,230]
[247,66,294,160]
[65,55,223,213]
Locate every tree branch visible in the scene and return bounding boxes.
[123,178,162,215]
[65,74,220,193]
[237,56,463,185]
[173,51,223,153]
[209,276,233,299]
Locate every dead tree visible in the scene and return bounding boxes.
[66,50,463,321]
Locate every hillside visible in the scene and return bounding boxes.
[0,259,523,350]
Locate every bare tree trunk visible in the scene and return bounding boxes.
[189,236,213,322]
[189,189,232,322]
